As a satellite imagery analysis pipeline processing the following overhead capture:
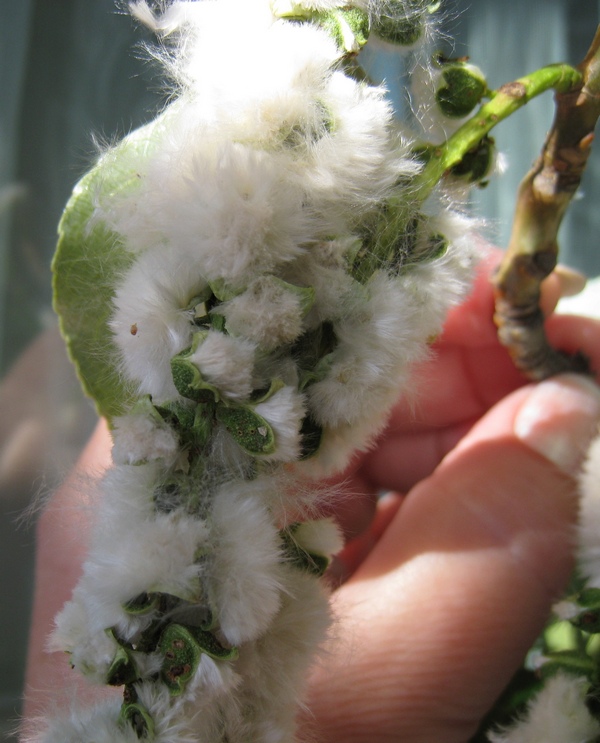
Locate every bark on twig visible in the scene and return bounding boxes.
[493,28,600,380]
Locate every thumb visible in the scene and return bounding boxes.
[306,374,600,743]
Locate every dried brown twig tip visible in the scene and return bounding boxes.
[493,27,600,381]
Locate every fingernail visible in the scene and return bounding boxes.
[514,374,600,476]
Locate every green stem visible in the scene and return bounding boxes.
[353,63,584,283]
[414,63,583,201]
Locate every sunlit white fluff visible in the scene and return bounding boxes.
[190,331,256,402]
[306,271,419,429]
[293,72,417,223]
[488,673,600,743]
[38,1,484,741]
[224,568,332,743]
[110,133,311,286]
[112,409,180,466]
[208,480,285,645]
[290,517,344,558]
[578,432,600,586]
[110,241,209,403]
[217,276,310,350]
[27,701,139,743]
[51,465,210,644]
[409,60,474,144]
[47,600,121,683]
[254,386,306,462]
[300,221,475,475]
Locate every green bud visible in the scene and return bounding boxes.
[123,592,161,616]
[273,2,370,54]
[564,588,600,634]
[155,399,197,431]
[281,523,330,576]
[435,62,487,119]
[250,378,286,404]
[216,403,276,455]
[170,332,222,404]
[449,135,495,184]
[270,277,316,317]
[192,401,215,447]
[107,642,139,687]
[299,413,323,460]
[183,285,213,319]
[372,1,440,46]
[421,232,449,262]
[208,277,242,302]
[271,0,311,21]
[318,7,370,54]
[159,623,237,695]
[120,700,154,740]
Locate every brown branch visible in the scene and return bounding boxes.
[493,27,600,380]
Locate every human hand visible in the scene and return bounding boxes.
[23,257,600,743]
[305,257,600,742]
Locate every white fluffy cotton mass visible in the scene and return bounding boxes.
[488,673,600,743]
[578,432,600,585]
[37,1,483,742]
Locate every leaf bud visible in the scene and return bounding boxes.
[372,1,440,47]
[435,59,487,118]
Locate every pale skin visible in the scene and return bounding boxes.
[23,255,600,742]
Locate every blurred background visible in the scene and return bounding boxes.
[1,0,599,737]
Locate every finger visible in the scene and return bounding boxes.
[319,468,380,542]
[306,374,600,743]
[358,343,524,494]
[442,254,585,349]
[359,314,600,494]
[540,264,587,315]
[23,420,112,718]
[440,250,500,348]
[547,314,600,375]
[329,491,404,585]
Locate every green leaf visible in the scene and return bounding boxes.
[53,122,161,422]
[538,649,595,680]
